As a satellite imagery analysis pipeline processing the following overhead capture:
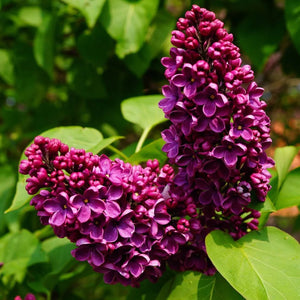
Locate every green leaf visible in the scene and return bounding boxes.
[274,145,300,190]
[5,177,31,213]
[90,136,124,154]
[286,0,300,56]
[126,268,176,300]
[38,126,103,152]
[267,169,278,205]
[121,95,165,130]
[67,59,107,99]
[250,196,276,229]
[124,9,175,77]
[127,139,167,165]
[77,22,114,68]
[0,49,14,84]
[0,165,16,233]
[17,6,44,27]
[0,229,48,285]
[101,0,159,58]
[34,13,56,78]
[61,0,106,28]
[121,94,166,152]
[197,273,244,300]
[276,167,300,209]
[206,227,300,300]
[42,236,75,275]
[156,271,201,300]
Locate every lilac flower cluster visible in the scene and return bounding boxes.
[19,136,188,286]
[19,5,274,285]
[160,5,274,274]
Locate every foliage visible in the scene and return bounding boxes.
[1,0,300,299]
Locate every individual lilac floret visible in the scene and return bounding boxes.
[194,83,228,117]
[212,136,247,167]
[160,4,274,275]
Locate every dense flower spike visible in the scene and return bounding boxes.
[160,4,274,274]
[20,136,188,286]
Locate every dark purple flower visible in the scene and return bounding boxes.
[70,186,105,223]
[212,136,247,167]
[103,209,135,242]
[161,47,185,79]
[194,83,227,117]
[169,102,197,136]
[172,63,200,98]
[161,126,180,159]
[160,226,187,255]
[159,83,182,113]
[43,191,76,226]
[122,252,150,278]
[95,155,123,185]
[229,115,254,141]
[71,238,106,267]
[196,178,222,206]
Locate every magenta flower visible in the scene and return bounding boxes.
[43,192,76,226]
[194,83,228,117]
[172,63,202,98]
[70,186,105,223]
[103,209,135,242]
[212,136,247,167]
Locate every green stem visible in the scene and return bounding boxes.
[107,145,128,160]
[135,126,151,153]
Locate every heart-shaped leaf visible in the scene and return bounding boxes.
[206,227,300,300]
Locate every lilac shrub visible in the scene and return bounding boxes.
[19,4,274,287]
[160,4,274,274]
[19,136,187,286]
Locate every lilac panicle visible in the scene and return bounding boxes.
[20,136,189,286]
[160,4,274,274]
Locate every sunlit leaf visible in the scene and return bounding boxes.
[0,230,48,285]
[101,0,159,58]
[90,136,124,154]
[156,271,200,300]
[206,227,300,300]
[276,167,300,209]
[39,126,103,151]
[17,6,44,27]
[124,9,175,77]
[61,0,106,28]
[127,139,167,165]
[121,95,165,130]
[197,273,243,300]
[274,145,300,190]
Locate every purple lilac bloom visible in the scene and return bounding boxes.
[19,4,275,285]
[19,136,185,286]
[160,4,274,274]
